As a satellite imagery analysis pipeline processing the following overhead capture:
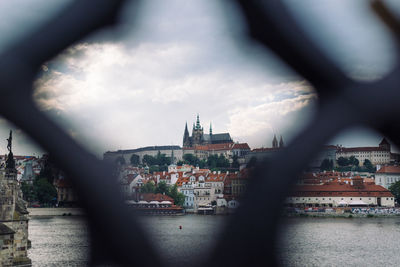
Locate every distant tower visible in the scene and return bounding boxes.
[272,134,278,148]
[379,137,391,151]
[209,122,213,136]
[192,114,204,146]
[279,136,284,148]
[183,122,191,147]
[196,114,200,129]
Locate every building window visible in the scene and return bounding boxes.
[350,198,352,200]
[360,198,362,200]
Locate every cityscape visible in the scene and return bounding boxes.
[2,114,400,265]
[3,0,400,266]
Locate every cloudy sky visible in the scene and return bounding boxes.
[0,0,399,157]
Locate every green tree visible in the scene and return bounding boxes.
[349,156,359,166]
[337,157,349,167]
[116,156,126,166]
[207,154,217,169]
[231,155,240,169]
[199,159,207,169]
[183,154,199,166]
[364,159,375,172]
[156,181,168,195]
[130,154,140,166]
[320,159,334,171]
[216,154,230,168]
[33,178,57,204]
[167,184,185,206]
[140,181,156,193]
[143,155,156,166]
[389,181,400,203]
[21,182,35,202]
[149,165,159,173]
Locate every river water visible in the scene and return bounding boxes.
[28,215,400,266]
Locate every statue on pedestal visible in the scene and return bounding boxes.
[5,130,15,170]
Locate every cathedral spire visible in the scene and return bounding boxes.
[279,135,284,148]
[209,122,213,135]
[196,114,201,129]
[272,134,278,148]
[183,122,190,147]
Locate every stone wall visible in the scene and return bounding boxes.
[0,224,14,267]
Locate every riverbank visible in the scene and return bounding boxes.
[27,208,85,217]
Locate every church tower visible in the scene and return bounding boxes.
[183,122,191,147]
[279,136,284,148]
[191,114,204,147]
[379,137,391,151]
[272,134,278,148]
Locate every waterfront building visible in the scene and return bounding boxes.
[193,180,212,212]
[193,142,250,162]
[206,172,225,197]
[54,178,79,206]
[180,182,195,209]
[375,165,400,189]
[336,138,391,166]
[286,176,395,207]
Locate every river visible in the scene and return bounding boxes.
[28,215,400,266]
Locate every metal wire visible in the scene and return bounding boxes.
[0,0,399,266]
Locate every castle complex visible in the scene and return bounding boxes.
[183,114,233,148]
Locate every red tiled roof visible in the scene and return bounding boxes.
[290,182,393,197]
[140,193,174,203]
[206,173,225,182]
[337,147,387,153]
[232,143,250,150]
[176,177,190,186]
[195,143,234,151]
[376,165,400,174]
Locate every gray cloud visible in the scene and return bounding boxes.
[1,0,399,157]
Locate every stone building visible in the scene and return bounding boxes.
[104,145,182,165]
[336,138,391,166]
[182,114,233,148]
[54,178,79,206]
[0,131,31,266]
[375,165,400,189]
[286,176,395,207]
[244,134,285,165]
